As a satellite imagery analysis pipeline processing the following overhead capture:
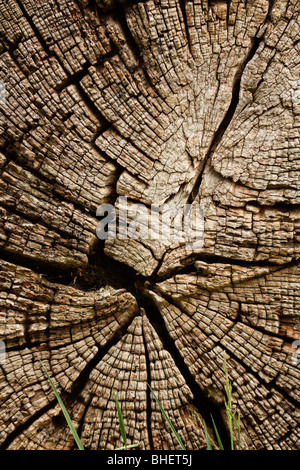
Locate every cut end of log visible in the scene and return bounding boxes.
[0,0,299,451]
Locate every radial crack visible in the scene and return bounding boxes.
[187,2,275,205]
[141,316,155,450]
[134,280,232,449]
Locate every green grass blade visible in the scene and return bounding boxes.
[237,411,241,450]
[113,391,127,448]
[40,361,84,450]
[223,357,234,450]
[231,410,241,450]
[223,356,242,450]
[147,384,186,450]
[115,444,140,450]
[210,414,224,450]
[203,420,212,450]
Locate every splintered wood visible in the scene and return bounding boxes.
[0,0,299,450]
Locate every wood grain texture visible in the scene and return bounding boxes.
[0,0,299,450]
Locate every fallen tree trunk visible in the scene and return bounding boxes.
[0,0,299,450]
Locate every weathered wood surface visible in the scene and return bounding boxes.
[0,0,299,450]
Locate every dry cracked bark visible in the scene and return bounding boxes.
[0,0,299,450]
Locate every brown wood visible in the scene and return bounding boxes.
[0,0,299,450]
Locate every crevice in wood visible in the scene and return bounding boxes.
[14,0,114,135]
[14,0,52,57]
[92,135,150,186]
[187,33,264,204]
[222,346,300,410]
[0,201,90,252]
[0,144,119,220]
[134,280,232,449]
[70,82,112,133]
[0,244,137,295]
[186,0,280,208]
[64,314,138,404]
[151,285,300,408]
[266,0,275,22]
[278,427,296,447]
[42,238,236,446]
[201,163,300,198]
[118,4,168,99]
[154,253,300,283]
[141,317,155,450]
[85,0,150,14]
[112,6,141,61]
[178,0,192,55]
[0,312,137,450]
[73,247,139,292]
[226,0,231,27]
[154,277,300,346]
[53,64,93,93]
[103,122,159,170]
[0,398,57,450]
[0,247,80,279]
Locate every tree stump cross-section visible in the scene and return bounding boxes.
[0,0,299,450]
